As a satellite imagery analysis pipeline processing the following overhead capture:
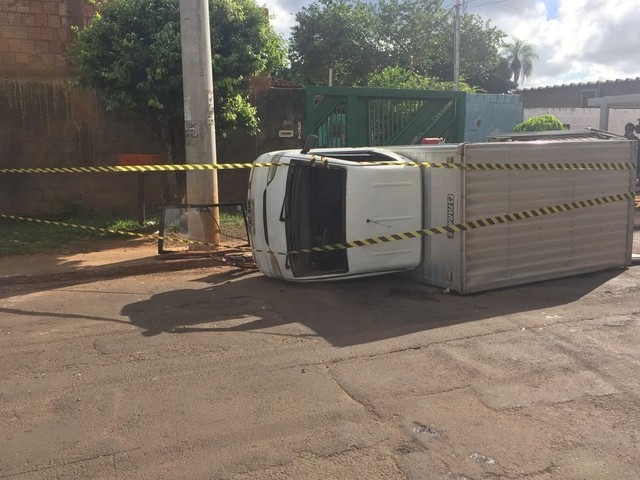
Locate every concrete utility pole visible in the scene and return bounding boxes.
[179,0,220,248]
[453,0,461,90]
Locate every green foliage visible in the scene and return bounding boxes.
[288,0,513,92]
[429,15,510,92]
[480,57,518,94]
[69,0,183,126]
[0,217,159,256]
[514,114,565,132]
[364,66,482,93]
[289,0,381,86]
[69,0,285,157]
[373,0,449,76]
[209,0,285,133]
[107,217,159,232]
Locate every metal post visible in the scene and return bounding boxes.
[453,0,460,91]
[137,172,145,225]
[179,0,220,248]
[598,104,610,131]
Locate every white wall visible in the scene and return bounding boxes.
[524,108,640,135]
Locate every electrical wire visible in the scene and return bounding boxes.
[465,0,509,7]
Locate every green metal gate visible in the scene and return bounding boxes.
[305,86,466,148]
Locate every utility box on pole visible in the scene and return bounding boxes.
[179,0,220,248]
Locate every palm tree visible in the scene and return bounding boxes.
[503,39,539,85]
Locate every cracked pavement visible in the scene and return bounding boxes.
[1,256,639,479]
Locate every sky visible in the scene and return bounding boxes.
[261,0,640,88]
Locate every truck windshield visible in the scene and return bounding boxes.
[285,162,348,277]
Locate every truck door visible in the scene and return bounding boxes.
[342,164,422,276]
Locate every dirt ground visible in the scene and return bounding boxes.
[1,228,639,479]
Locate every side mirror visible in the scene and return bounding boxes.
[300,135,318,154]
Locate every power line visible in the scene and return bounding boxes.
[465,0,509,8]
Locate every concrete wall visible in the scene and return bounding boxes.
[464,93,523,142]
[523,107,640,135]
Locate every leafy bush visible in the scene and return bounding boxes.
[69,0,286,162]
[514,114,565,132]
[364,66,484,93]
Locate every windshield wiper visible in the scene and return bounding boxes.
[280,166,298,222]
[262,189,269,247]
[279,193,287,222]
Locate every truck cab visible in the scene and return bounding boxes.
[247,148,422,281]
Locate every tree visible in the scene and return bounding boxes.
[373,0,449,75]
[479,57,518,94]
[429,14,508,91]
[288,0,512,92]
[503,38,538,85]
[69,0,285,163]
[288,0,382,86]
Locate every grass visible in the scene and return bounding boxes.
[0,209,249,256]
[0,216,160,257]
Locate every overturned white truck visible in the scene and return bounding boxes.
[247,131,636,293]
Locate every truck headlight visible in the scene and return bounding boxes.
[269,252,283,279]
[267,155,282,185]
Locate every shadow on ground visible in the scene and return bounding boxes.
[0,246,225,301]
[120,267,624,347]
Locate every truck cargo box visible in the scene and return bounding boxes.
[389,139,636,293]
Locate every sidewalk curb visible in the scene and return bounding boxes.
[0,256,220,286]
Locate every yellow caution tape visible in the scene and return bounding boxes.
[0,161,635,175]
[436,161,635,171]
[0,214,215,248]
[2,192,635,255]
[252,192,636,255]
[0,163,264,174]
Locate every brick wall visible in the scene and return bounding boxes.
[0,1,305,216]
[0,79,169,216]
[0,0,96,78]
[0,77,305,215]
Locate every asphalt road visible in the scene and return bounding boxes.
[1,260,639,479]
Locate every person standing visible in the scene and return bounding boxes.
[624,123,639,140]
